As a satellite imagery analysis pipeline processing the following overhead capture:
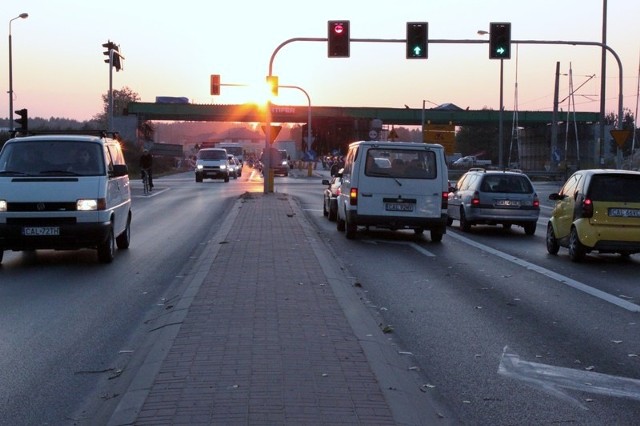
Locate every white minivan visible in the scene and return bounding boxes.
[0,132,132,264]
[335,141,449,241]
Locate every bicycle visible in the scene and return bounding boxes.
[141,168,151,195]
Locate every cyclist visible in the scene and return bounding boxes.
[139,148,154,191]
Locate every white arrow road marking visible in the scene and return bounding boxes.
[499,346,640,409]
[447,232,640,312]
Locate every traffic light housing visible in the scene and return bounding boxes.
[489,22,511,59]
[266,75,278,96]
[210,74,220,96]
[406,22,428,59]
[328,20,350,58]
[102,41,122,71]
[14,108,28,133]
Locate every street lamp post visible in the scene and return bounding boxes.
[8,13,28,132]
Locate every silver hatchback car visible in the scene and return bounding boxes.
[447,168,540,235]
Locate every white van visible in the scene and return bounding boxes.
[0,132,132,264]
[335,141,449,241]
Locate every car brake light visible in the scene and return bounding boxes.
[533,194,540,208]
[350,188,358,206]
[471,191,480,206]
[582,198,593,218]
[441,191,448,209]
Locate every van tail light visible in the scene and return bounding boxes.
[582,198,593,218]
[350,188,358,206]
[533,194,540,209]
[471,191,480,207]
[441,192,448,209]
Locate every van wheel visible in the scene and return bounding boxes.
[546,223,559,255]
[328,205,337,222]
[430,230,443,243]
[116,213,131,249]
[459,209,471,232]
[345,216,356,239]
[336,213,346,232]
[446,216,453,227]
[568,227,586,262]
[98,225,115,263]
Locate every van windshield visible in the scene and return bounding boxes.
[0,141,105,176]
[198,150,227,160]
[365,148,437,179]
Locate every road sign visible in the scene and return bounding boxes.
[261,125,282,144]
[423,123,455,153]
[610,129,631,148]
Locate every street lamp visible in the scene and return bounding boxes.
[9,12,29,132]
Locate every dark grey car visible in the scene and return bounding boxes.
[447,169,540,235]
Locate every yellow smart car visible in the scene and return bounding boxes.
[546,169,640,262]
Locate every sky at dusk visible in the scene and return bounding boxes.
[2,1,639,122]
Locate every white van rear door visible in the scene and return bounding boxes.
[357,147,444,219]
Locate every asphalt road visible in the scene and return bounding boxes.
[2,168,639,425]
[287,176,640,425]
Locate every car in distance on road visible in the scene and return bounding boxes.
[322,170,343,221]
[227,155,241,179]
[447,168,540,235]
[546,169,640,262]
[0,131,132,264]
[195,148,230,182]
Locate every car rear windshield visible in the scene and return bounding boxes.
[198,150,227,160]
[365,148,437,179]
[479,175,533,193]
[588,174,640,202]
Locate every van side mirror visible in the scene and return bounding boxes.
[111,164,128,177]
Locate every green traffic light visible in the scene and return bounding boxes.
[412,46,422,56]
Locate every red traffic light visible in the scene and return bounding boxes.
[328,20,350,58]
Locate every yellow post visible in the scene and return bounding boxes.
[268,169,274,192]
[307,163,313,177]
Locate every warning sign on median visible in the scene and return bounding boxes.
[610,129,631,148]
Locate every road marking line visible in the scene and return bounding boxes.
[374,240,435,257]
[447,232,640,312]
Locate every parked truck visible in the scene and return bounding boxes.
[451,155,492,168]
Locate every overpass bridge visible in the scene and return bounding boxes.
[126,102,599,127]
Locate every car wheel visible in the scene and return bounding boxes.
[414,227,424,235]
[224,175,230,183]
[195,174,203,183]
[328,204,337,222]
[459,208,471,232]
[430,229,443,243]
[568,227,586,262]
[502,223,512,230]
[336,211,346,232]
[546,222,559,255]
[0,250,3,264]
[446,216,453,226]
[323,199,328,217]
[523,222,536,236]
[97,225,115,263]
[116,213,131,249]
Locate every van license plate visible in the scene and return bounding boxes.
[23,226,60,236]
[385,203,415,212]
